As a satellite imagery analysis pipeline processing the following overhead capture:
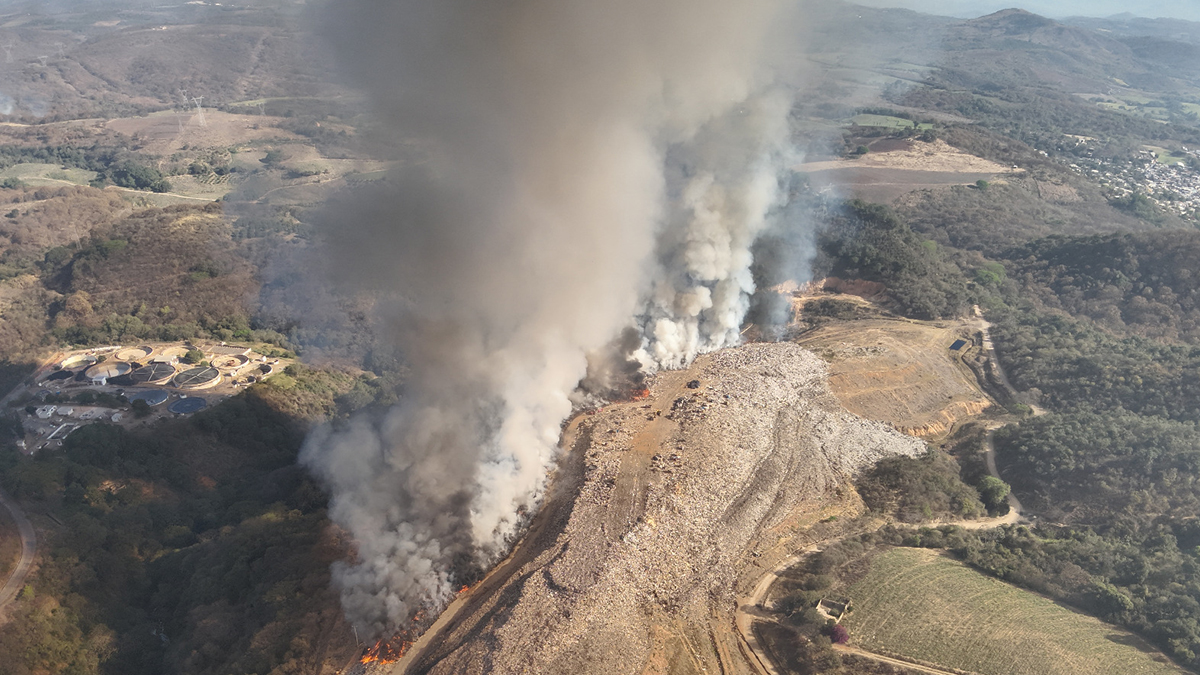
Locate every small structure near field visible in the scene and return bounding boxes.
[817,597,851,622]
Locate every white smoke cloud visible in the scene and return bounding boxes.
[638,90,797,369]
[300,0,801,639]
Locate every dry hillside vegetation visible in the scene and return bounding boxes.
[397,343,924,675]
[797,139,1012,203]
[0,186,128,258]
[52,205,255,324]
[800,139,1014,174]
[794,298,993,439]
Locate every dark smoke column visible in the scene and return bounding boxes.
[301,0,799,639]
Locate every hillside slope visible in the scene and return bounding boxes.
[396,342,924,675]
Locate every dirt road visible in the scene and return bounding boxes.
[735,501,1023,675]
[984,431,1026,519]
[0,489,36,620]
[834,644,966,675]
[738,307,1034,674]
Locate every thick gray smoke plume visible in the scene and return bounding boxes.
[300,0,799,638]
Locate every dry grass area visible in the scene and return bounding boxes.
[843,548,1184,675]
[800,140,1014,174]
[797,139,1017,203]
[793,295,992,439]
[103,111,307,157]
[0,503,20,585]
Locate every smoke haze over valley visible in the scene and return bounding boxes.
[298,0,810,639]
[3,0,1200,673]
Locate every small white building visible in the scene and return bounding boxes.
[35,405,57,420]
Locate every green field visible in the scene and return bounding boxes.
[0,162,96,185]
[847,114,933,130]
[1146,146,1189,166]
[843,548,1182,675]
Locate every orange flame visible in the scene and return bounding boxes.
[360,638,410,665]
[630,388,650,401]
[457,585,470,595]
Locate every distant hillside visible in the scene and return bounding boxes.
[1003,230,1200,343]
[1065,14,1200,46]
[0,0,342,121]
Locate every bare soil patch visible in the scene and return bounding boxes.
[798,139,1018,202]
[793,301,993,440]
[103,111,306,157]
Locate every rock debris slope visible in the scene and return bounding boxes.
[402,342,924,675]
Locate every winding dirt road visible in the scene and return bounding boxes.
[0,488,35,619]
[738,307,1033,674]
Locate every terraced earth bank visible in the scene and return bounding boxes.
[394,342,924,675]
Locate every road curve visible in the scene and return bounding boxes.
[0,488,36,618]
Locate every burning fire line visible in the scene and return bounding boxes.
[359,587,473,665]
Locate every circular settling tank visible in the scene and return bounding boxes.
[85,362,132,381]
[127,389,170,406]
[173,367,221,389]
[213,354,250,370]
[158,346,190,361]
[116,346,153,361]
[60,354,97,370]
[168,397,207,414]
[129,362,177,385]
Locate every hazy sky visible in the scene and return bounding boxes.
[851,0,1200,22]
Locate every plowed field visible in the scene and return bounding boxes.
[843,548,1183,675]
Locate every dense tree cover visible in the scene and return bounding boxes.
[0,145,170,193]
[989,308,1200,423]
[856,451,987,522]
[94,161,171,193]
[1002,231,1200,343]
[0,366,378,675]
[815,200,974,320]
[996,411,1200,529]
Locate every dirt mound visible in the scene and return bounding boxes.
[398,343,923,675]
[795,315,994,440]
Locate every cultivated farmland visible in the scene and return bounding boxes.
[843,548,1183,675]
